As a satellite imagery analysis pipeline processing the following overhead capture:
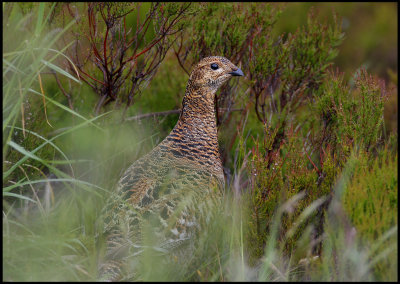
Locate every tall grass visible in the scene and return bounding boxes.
[3,3,397,282]
[3,4,108,281]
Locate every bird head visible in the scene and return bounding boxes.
[188,56,244,93]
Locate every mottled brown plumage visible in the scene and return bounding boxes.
[99,56,243,281]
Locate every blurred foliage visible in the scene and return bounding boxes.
[271,2,398,137]
[271,2,397,81]
[343,149,397,280]
[3,2,397,282]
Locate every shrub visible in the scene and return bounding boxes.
[343,149,397,280]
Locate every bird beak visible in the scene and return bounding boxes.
[229,67,244,76]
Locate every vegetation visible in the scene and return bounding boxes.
[3,2,397,281]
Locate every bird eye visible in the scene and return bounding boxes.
[211,63,219,70]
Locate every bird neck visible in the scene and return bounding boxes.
[178,85,218,136]
[161,83,223,179]
[166,83,219,150]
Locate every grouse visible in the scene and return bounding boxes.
[99,56,244,281]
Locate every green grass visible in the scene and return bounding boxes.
[343,149,398,281]
[3,2,397,282]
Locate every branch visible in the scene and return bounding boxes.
[124,109,180,121]
[78,66,106,86]
[124,108,244,122]
[51,70,74,110]
[174,39,190,76]
[303,142,321,175]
